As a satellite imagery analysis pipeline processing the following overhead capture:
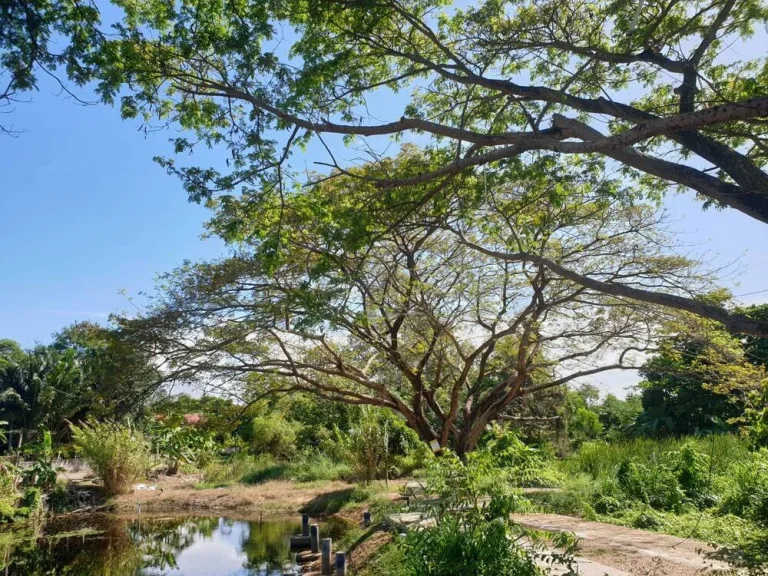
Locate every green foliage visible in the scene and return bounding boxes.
[597,394,643,439]
[741,384,768,448]
[288,451,352,483]
[202,451,354,486]
[673,444,716,508]
[202,454,275,487]
[0,0,101,133]
[479,425,552,486]
[561,386,643,449]
[719,450,768,527]
[52,322,164,419]
[402,450,576,576]
[71,420,151,496]
[153,393,256,446]
[0,346,85,442]
[569,407,604,447]
[0,326,161,447]
[634,321,761,437]
[0,463,43,523]
[150,422,215,474]
[565,435,748,480]
[242,414,298,459]
[21,460,57,491]
[617,459,687,512]
[338,407,392,483]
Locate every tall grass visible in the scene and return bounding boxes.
[71,420,151,496]
[564,434,749,479]
[289,452,353,483]
[201,451,354,487]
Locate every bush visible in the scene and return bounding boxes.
[150,423,216,474]
[243,415,298,459]
[70,420,151,496]
[672,444,716,508]
[617,460,686,512]
[480,425,547,486]
[340,407,391,482]
[632,511,661,530]
[720,450,768,526]
[402,450,577,576]
[567,435,748,480]
[593,495,626,515]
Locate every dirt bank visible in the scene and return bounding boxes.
[111,474,380,514]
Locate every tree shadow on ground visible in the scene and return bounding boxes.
[704,536,768,574]
[300,488,356,516]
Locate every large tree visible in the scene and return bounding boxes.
[2,0,766,334]
[52,322,165,418]
[0,345,84,445]
[120,157,708,454]
[86,0,768,335]
[633,309,767,436]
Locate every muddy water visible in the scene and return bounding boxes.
[0,514,345,575]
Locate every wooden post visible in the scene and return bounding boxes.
[302,514,310,536]
[310,524,320,553]
[335,551,347,576]
[321,538,332,575]
[363,511,371,527]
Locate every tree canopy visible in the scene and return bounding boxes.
[119,151,710,453]
[3,0,768,335]
[634,310,768,436]
[0,0,101,134]
[80,0,768,336]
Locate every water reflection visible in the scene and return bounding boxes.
[0,514,341,575]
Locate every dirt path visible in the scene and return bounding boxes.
[515,513,734,575]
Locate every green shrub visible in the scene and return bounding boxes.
[593,494,626,515]
[672,444,716,508]
[241,462,290,484]
[243,415,298,458]
[21,460,57,490]
[203,453,281,486]
[720,450,768,526]
[339,407,391,482]
[150,423,216,474]
[480,425,548,486]
[47,484,73,513]
[632,511,661,530]
[617,460,686,512]
[402,450,577,576]
[70,420,151,496]
[0,498,16,522]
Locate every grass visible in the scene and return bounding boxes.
[525,433,768,567]
[355,539,407,576]
[563,434,749,480]
[199,451,354,488]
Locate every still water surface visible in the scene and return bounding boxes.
[0,514,341,575]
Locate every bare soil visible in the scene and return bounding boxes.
[112,474,361,514]
[516,513,735,575]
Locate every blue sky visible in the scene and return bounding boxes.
[0,81,226,347]
[1,62,767,397]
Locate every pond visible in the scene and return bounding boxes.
[0,514,345,575]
